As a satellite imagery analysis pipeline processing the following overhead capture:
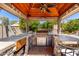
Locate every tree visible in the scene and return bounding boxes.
[41,21,53,30]
[61,18,79,33]
[29,20,39,32]
[19,17,26,32]
[9,20,17,25]
[0,17,9,37]
[29,20,56,32]
[19,18,57,32]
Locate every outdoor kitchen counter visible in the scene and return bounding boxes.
[0,33,28,55]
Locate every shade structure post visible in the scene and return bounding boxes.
[57,18,61,34]
[25,20,28,34]
[26,18,29,34]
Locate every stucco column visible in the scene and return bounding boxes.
[26,17,29,33]
[57,18,61,34]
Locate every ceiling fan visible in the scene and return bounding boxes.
[27,3,56,17]
[40,3,56,14]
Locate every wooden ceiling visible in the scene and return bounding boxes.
[12,3,75,17]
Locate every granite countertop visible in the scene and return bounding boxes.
[0,42,15,54]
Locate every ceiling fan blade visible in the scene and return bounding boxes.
[46,8,51,14]
[47,4,56,7]
[40,3,47,8]
[41,3,44,5]
[27,14,31,17]
[40,3,52,14]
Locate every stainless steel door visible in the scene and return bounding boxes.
[37,37,47,46]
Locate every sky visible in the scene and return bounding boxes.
[0,9,19,23]
[61,12,79,23]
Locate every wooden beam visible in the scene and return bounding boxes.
[0,3,26,19]
[59,4,75,16]
[57,18,61,34]
[12,3,27,15]
[60,4,79,20]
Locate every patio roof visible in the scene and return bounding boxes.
[12,3,75,17]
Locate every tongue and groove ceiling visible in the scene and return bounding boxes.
[12,3,75,17]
